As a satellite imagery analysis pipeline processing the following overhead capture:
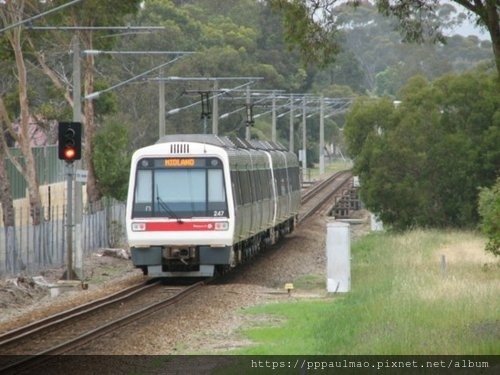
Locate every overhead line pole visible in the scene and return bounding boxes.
[246,86,252,140]
[302,96,307,180]
[319,95,325,175]
[271,93,277,142]
[70,35,82,281]
[159,67,166,139]
[289,94,294,152]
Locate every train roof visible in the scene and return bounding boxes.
[156,134,288,152]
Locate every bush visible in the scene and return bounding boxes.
[478,178,500,256]
[93,121,131,201]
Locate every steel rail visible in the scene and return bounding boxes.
[299,170,353,223]
[0,281,205,374]
[301,170,350,203]
[0,280,158,345]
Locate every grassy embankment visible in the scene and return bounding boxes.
[234,229,499,355]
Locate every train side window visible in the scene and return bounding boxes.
[259,170,268,199]
[274,170,279,197]
[285,169,290,194]
[276,168,287,195]
[253,169,262,201]
[240,170,250,204]
[266,169,273,198]
[265,170,271,199]
[238,171,245,204]
[245,170,255,203]
[285,167,292,193]
[231,171,242,205]
[291,166,300,191]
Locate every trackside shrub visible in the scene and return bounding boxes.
[478,178,500,256]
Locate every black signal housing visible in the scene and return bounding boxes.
[58,122,82,163]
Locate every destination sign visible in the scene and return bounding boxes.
[164,158,196,167]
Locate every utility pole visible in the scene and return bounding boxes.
[245,85,252,140]
[319,95,325,175]
[212,80,219,135]
[159,67,166,138]
[271,93,277,142]
[200,92,211,134]
[289,94,294,152]
[72,35,83,280]
[302,97,307,179]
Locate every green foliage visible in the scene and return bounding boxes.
[345,69,499,230]
[478,178,500,256]
[92,81,118,119]
[93,121,131,201]
[267,0,341,67]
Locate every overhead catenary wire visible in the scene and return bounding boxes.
[0,0,85,33]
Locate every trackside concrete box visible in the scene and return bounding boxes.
[326,220,351,293]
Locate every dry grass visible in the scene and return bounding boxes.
[236,229,500,355]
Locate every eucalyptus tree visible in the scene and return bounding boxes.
[38,0,142,204]
[1,0,141,214]
[0,0,44,224]
[0,101,15,229]
[268,0,500,77]
[478,178,500,257]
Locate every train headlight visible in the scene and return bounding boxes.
[214,221,229,231]
[131,222,146,231]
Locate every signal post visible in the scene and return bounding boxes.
[58,121,82,280]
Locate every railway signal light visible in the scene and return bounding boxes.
[58,122,82,163]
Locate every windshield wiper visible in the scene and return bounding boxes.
[156,187,183,223]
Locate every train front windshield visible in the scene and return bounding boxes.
[132,157,228,219]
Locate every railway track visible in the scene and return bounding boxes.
[0,170,351,373]
[299,170,353,223]
[0,280,205,374]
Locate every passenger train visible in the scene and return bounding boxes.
[125,134,301,277]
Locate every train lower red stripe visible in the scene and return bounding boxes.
[145,221,216,231]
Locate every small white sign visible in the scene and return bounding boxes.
[298,149,305,161]
[75,169,88,183]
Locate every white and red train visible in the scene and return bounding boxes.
[126,134,301,277]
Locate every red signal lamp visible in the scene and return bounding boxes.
[63,146,77,161]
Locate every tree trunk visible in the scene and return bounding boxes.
[0,138,15,228]
[8,6,43,225]
[82,35,102,204]
[484,0,500,77]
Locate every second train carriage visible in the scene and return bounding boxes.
[125,134,300,277]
